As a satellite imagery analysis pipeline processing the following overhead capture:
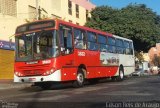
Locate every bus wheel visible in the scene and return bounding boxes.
[73,71,85,88]
[117,68,124,81]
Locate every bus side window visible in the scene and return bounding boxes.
[129,42,134,55]
[87,32,98,51]
[108,37,116,53]
[74,28,86,49]
[116,39,124,54]
[98,34,108,52]
[124,41,130,55]
[59,25,73,55]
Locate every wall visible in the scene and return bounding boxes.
[148,43,160,66]
[0,15,25,41]
[0,49,14,79]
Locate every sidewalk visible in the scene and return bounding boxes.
[0,79,32,90]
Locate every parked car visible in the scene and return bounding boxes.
[132,68,150,76]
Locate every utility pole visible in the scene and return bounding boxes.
[36,0,39,20]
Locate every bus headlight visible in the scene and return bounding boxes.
[43,68,55,76]
[15,71,24,77]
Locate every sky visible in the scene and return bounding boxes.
[90,0,160,15]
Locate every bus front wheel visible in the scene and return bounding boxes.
[73,70,85,88]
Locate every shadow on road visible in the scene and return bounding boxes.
[19,81,86,93]
[19,78,124,93]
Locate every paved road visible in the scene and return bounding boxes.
[0,76,160,108]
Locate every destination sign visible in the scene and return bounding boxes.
[29,22,54,30]
[16,20,55,33]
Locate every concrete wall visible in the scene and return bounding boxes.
[0,15,25,41]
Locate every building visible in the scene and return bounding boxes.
[148,43,160,66]
[0,0,95,80]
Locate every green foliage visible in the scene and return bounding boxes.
[135,51,144,63]
[85,4,160,52]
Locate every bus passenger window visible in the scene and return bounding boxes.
[87,32,98,51]
[108,45,116,53]
[74,28,86,49]
[108,37,116,53]
[115,39,124,54]
[59,25,73,55]
[98,34,108,52]
[129,42,134,55]
[108,37,115,46]
[124,41,130,54]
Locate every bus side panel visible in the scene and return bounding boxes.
[99,52,119,77]
[92,66,118,78]
[118,54,135,76]
[61,67,77,81]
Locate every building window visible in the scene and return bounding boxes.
[86,10,89,21]
[76,4,79,18]
[68,0,72,15]
[69,20,72,23]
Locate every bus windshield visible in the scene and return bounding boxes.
[15,30,59,61]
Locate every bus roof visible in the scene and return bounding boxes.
[113,35,133,42]
[57,19,113,37]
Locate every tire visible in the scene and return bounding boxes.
[117,67,124,81]
[73,70,85,88]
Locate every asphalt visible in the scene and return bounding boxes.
[0,80,32,90]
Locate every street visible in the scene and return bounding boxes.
[0,75,160,108]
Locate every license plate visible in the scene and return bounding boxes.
[29,78,36,81]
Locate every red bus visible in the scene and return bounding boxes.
[14,19,135,88]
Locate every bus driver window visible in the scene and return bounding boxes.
[59,25,73,55]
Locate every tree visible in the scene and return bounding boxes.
[135,51,144,64]
[152,54,160,67]
[85,4,160,52]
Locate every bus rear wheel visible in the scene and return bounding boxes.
[117,68,124,81]
[73,70,85,88]
[111,68,124,81]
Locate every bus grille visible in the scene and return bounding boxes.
[23,70,43,76]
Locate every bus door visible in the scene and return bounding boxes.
[59,24,76,80]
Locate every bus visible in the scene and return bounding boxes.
[14,19,135,89]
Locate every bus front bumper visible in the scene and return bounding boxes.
[14,70,61,83]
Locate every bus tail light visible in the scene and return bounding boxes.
[42,68,55,76]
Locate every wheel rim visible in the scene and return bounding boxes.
[120,70,124,79]
[77,73,84,84]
